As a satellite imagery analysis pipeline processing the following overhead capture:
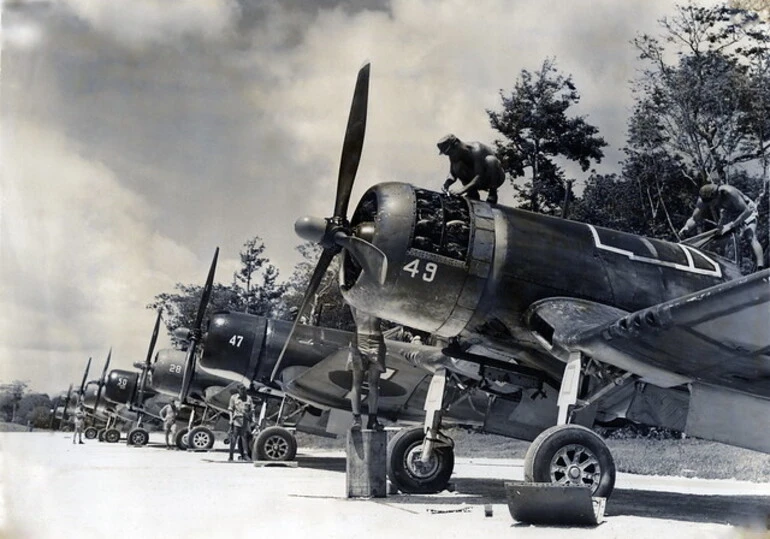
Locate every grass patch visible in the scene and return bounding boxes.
[0,421,30,432]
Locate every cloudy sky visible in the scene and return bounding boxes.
[1,0,714,393]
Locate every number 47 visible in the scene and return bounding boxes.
[402,259,438,282]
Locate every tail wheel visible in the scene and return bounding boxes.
[188,426,215,451]
[104,428,121,443]
[387,427,454,494]
[175,427,190,450]
[524,424,616,498]
[254,427,297,461]
[127,428,149,446]
[84,427,98,440]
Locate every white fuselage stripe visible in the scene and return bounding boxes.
[587,225,722,278]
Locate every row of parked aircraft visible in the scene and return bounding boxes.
[53,63,769,499]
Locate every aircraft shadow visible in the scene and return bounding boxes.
[296,455,347,473]
[384,478,770,528]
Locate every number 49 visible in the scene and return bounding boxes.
[402,259,438,282]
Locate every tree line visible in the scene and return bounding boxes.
[490,2,768,269]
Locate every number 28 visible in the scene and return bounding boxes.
[402,259,438,282]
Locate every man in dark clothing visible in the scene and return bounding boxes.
[438,134,505,204]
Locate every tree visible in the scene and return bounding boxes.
[0,380,29,422]
[233,236,286,317]
[148,237,286,344]
[281,243,354,331]
[629,4,770,184]
[16,393,52,427]
[488,58,607,214]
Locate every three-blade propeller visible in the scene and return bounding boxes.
[179,248,219,402]
[270,63,387,382]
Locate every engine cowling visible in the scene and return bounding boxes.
[103,369,139,406]
[149,349,187,397]
[341,182,492,338]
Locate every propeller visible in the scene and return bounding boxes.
[270,62,387,382]
[92,348,112,414]
[78,357,92,400]
[134,309,162,412]
[179,247,219,402]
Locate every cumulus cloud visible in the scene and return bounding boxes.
[55,0,240,48]
[0,122,228,391]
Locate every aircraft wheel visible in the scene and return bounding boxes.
[254,427,297,461]
[84,427,98,440]
[524,424,616,498]
[387,427,454,494]
[175,427,190,450]
[188,426,215,451]
[104,428,121,443]
[127,428,149,446]
[97,429,106,442]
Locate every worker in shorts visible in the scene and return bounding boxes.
[159,399,180,449]
[348,307,386,431]
[72,402,85,444]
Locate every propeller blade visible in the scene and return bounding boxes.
[62,384,73,423]
[79,357,92,397]
[333,62,370,221]
[93,348,112,413]
[194,247,219,330]
[178,248,218,402]
[144,310,162,367]
[137,310,162,408]
[270,248,336,382]
[179,344,196,402]
[335,234,388,285]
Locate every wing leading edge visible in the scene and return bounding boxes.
[527,269,770,396]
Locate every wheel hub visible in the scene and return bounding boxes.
[549,444,601,492]
[405,444,439,478]
[192,432,210,448]
[264,436,288,459]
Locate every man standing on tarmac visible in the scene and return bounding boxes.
[72,402,85,444]
[159,399,180,449]
[228,384,254,461]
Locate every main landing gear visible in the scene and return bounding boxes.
[523,352,616,498]
[387,353,618,498]
[387,368,455,494]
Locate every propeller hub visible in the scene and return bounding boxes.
[295,216,328,244]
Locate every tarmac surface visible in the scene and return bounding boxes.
[2,432,770,538]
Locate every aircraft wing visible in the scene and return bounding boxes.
[527,269,770,395]
[282,346,433,416]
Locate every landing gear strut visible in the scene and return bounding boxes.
[387,368,455,493]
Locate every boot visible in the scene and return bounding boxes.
[366,416,384,432]
[350,414,362,431]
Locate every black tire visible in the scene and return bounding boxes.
[84,427,98,440]
[187,426,215,451]
[104,428,121,443]
[387,427,454,494]
[97,429,106,442]
[175,427,190,450]
[524,424,616,498]
[127,428,149,446]
[254,427,297,461]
